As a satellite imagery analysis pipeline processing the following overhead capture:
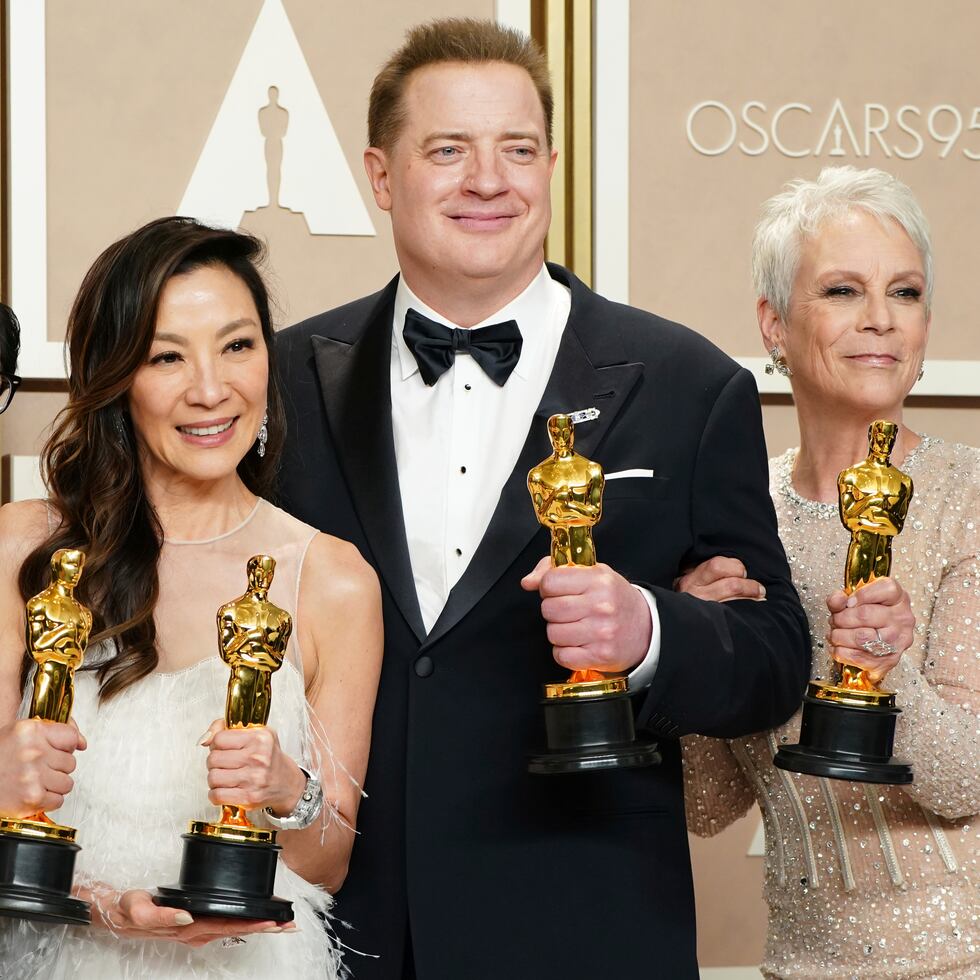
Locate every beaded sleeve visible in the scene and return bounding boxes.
[890,555,980,818]
[681,734,756,837]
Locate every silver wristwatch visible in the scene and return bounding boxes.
[264,767,324,830]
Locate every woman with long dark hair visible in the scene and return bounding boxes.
[0,217,382,977]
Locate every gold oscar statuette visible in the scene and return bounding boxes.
[0,549,92,924]
[526,413,660,774]
[775,420,914,783]
[154,555,295,921]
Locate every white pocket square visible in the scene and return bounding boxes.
[605,468,655,480]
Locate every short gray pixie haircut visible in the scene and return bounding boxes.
[752,166,933,320]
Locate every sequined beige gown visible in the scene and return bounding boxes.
[683,438,980,979]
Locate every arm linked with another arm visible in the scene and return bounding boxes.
[634,368,810,739]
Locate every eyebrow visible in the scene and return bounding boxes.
[423,131,541,146]
[153,318,259,345]
[424,131,470,144]
[501,131,541,144]
[819,268,924,282]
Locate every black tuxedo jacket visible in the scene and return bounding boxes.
[276,265,809,979]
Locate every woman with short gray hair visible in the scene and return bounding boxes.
[681,166,979,978]
[752,165,934,324]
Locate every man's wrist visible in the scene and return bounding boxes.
[627,585,661,688]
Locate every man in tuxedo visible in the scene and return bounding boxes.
[277,18,809,979]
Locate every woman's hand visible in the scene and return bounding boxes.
[673,556,766,602]
[91,887,293,946]
[0,718,86,817]
[201,720,307,817]
[826,577,915,683]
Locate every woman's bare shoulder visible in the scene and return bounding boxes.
[302,532,380,605]
[0,500,53,565]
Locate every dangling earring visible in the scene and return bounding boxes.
[256,412,269,459]
[917,364,925,382]
[764,346,792,377]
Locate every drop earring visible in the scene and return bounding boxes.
[256,413,269,459]
[764,346,792,377]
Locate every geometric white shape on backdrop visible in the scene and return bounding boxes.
[494,0,531,34]
[738,356,980,397]
[593,0,631,304]
[178,0,374,236]
[2,456,46,503]
[8,0,65,378]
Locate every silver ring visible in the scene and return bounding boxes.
[861,628,896,658]
[221,936,247,948]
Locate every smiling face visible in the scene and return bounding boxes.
[127,263,268,493]
[364,61,557,321]
[764,209,930,418]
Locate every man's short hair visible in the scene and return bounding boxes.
[368,18,553,153]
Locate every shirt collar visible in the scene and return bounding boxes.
[392,265,564,383]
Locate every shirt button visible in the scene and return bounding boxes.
[460,466,467,474]
[414,655,435,678]
[464,383,472,391]
[455,548,462,557]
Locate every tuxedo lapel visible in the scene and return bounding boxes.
[311,288,427,643]
[423,271,643,650]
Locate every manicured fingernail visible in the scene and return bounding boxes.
[846,596,857,607]
[198,731,213,746]
[758,585,766,598]
[174,911,194,925]
[262,926,284,933]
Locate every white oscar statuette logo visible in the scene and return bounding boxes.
[178,0,374,236]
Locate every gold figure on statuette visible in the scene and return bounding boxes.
[528,413,626,700]
[772,419,913,783]
[191,555,292,842]
[823,419,913,702]
[0,549,91,841]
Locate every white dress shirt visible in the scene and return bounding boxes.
[390,265,660,686]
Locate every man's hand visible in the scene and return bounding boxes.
[826,577,915,684]
[521,558,652,673]
[673,556,766,602]
[0,718,86,817]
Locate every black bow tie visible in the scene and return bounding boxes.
[402,307,523,387]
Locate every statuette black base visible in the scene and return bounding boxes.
[528,690,660,775]
[774,684,912,785]
[0,831,91,925]
[153,832,293,922]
